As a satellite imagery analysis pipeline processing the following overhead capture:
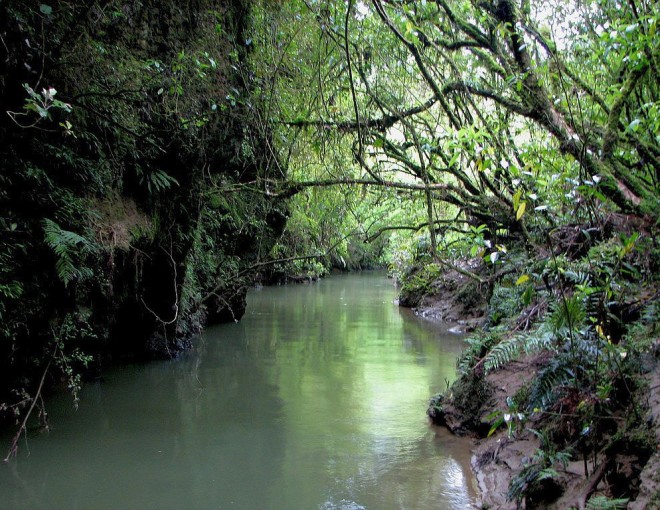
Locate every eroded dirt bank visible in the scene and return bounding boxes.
[399,262,659,509]
[428,350,659,509]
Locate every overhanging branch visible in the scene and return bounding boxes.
[277,96,437,131]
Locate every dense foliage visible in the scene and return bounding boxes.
[1,0,658,504]
[0,0,287,453]
[251,0,658,265]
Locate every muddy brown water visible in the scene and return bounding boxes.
[1,272,476,509]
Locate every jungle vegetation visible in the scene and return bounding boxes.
[256,0,658,506]
[1,0,658,506]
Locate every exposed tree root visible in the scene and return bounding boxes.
[573,458,611,510]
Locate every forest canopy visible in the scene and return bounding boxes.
[248,0,658,274]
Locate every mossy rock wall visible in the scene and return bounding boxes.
[0,1,286,412]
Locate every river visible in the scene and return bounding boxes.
[1,272,476,509]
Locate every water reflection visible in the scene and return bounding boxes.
[0,272,475,509]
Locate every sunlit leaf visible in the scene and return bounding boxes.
[516,274,530,285]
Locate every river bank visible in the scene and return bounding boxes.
[399,259,660,509]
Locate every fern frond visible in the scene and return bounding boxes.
[483,335,527,373]
[564,270,591,287]
[527,357,575,411]
[507,463,543,503]
[482,332,553,374]
[54,256,76,286]
[456,332,500,374]
[43,219,92,251]
[42,219,95,286]
[523,330,554,354]
[549,296,587,333]
[456,352,477,375]
[585,496,629,509]
[572,333,602,360]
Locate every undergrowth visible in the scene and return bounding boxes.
[444,226,659,507]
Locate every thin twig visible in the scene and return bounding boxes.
[141,245,179,325]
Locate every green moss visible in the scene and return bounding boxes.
[450,372,492,426]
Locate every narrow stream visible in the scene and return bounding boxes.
[1,272,476,509]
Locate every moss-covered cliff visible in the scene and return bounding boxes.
[0,0,286,423]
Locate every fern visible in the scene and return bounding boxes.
[507,462,544,504]
[482,331,553,374]
[564,269,591,287]
[42,219,95,286]
[508,430,571,504]
[147,169,179,193]
[585,496,629,509]
[483,335,527,372]
[136,166,179,193]
[456,332,501,374]
[572,333,602,360]
[527,357,575,411]
[0,280,23,300]
[549,295,587,334]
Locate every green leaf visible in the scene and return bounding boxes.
[521,285,534,306]
[39,4,52,15]
[516,201,526,221]
[515,274,530,285]
[488,416,505,437]
[513,189,522,211]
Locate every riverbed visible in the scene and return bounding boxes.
[1,272,475,509]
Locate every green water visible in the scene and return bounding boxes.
[0,272,475,509]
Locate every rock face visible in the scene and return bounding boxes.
[0,1,286,411]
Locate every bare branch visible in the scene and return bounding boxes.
[4,360,51,462]
[277,96,437,131]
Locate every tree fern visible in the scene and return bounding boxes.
[42,219,95,286]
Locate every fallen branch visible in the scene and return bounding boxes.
[4,360,51,462]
